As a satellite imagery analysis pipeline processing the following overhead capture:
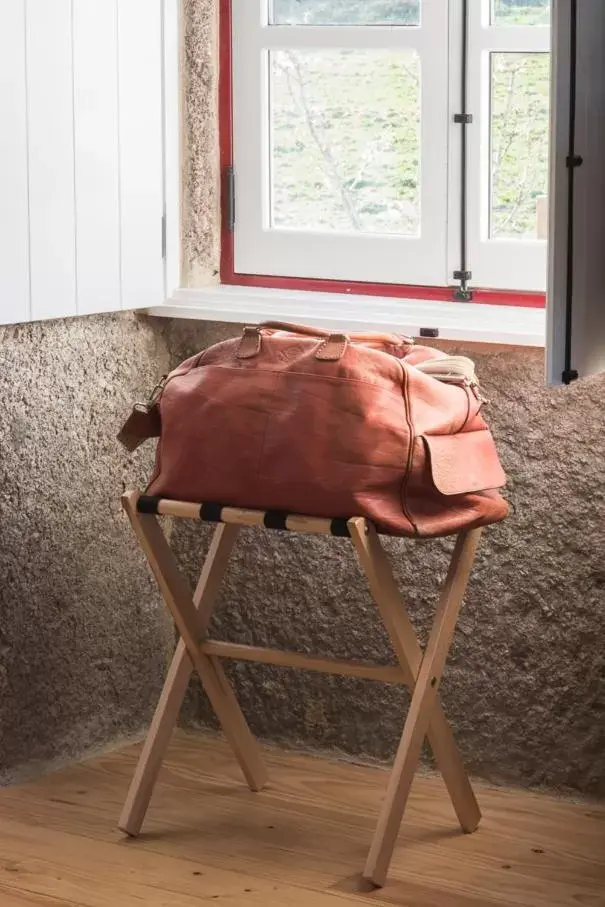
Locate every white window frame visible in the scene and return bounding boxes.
[226,0,551,294]
[232,0,450,287]
[466,2,550,292]
[156,0,550,349]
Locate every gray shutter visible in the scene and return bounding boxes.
[547,0,605,385]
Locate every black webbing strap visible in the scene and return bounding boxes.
[263,510,289,531]
[136,495,354,536]
[330,519,351,538]
[137,495,161,514]
[200,502,223,523]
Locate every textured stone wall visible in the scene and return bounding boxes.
[166,320,605,797]
[0,313,173,781]
[182,0,220,286]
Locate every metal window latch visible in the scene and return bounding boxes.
[453,288,474,302]
[453,270,472,282]
[566,155,583,168]
[453,113,473,124]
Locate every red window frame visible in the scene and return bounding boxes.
[218,0,546,310]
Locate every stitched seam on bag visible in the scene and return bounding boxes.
[179,362,406,401]
[458,385,473,433]
[146,429,163,492]
[254,374,278,484]
[153,340,238,407]
[398,361,419,536]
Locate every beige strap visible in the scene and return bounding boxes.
[414,356,477,384]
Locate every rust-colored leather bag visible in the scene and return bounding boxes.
[120,322,508,537]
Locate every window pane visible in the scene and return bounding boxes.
[490,53,550,240]
[270,0,420,27]
[270,50,420,235]
[492,0,551,27]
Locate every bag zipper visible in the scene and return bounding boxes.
[135,374,168,414]
[414,356,489,405]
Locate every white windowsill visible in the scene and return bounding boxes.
[147,285,546,347]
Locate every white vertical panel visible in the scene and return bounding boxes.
[118,0,165,310]
[547,0,605,384]
[163,0,182,297]
[73,0,121,315]
[568,1,605,380]
[0,0,30,324]
[26,0,77,320]
[546,0,571,385]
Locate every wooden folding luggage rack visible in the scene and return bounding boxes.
[121,489,483,887]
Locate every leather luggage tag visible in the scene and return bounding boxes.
[117,403,161,452]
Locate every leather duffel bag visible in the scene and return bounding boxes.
[119,321,508,537]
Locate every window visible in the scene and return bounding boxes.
[226,0,551,297]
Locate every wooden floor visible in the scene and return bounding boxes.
[0,732,603,907]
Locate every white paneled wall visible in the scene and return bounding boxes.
[73,0,122,317]
[0,1,30,325]
[0,0,166,326]
[118,0,165,312]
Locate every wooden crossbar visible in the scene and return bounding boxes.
[136,495,352,536]
[201,641,407,684]
[121,489,482,888]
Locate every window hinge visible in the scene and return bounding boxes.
[453,113,473,124]
[453,270,472,282]
[225,167,236,233]
[161,213,167,260]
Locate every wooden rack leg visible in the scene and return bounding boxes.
[120,493,267,836]
[119,513,240,835]
[349,521,482,887]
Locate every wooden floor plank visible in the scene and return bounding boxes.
[0,732,603,907]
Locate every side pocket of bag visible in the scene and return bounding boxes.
[422,431,506,496]
[403,429,508,537]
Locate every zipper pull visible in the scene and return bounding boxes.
[468,378,490,407]
[117,376,166,452]
[147,375,168,406]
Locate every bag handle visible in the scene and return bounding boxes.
[236,321,411,361]
[259,320,407,346]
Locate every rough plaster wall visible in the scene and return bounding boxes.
[0,313,173,782]
[183,0,220,287]
[165,321,605,797]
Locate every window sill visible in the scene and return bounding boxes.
[147,286,546,348]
